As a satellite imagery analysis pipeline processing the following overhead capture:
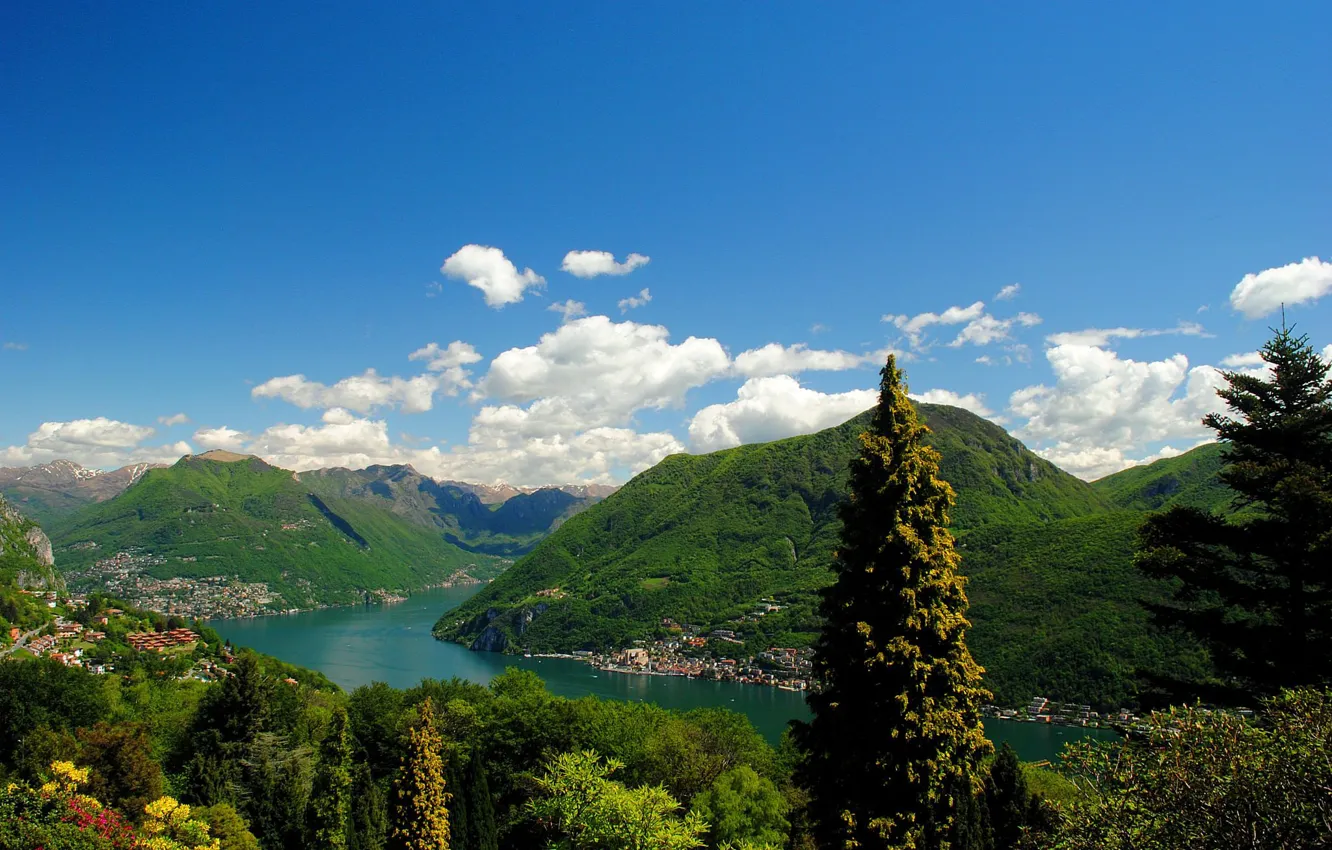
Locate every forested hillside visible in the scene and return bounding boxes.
[49,452,500,609]
[436,404,1204,707]
[1091,442,1229,512]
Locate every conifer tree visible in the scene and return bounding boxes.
[310,707,353,849]
[1138,323,1332,699]
[446,754,470,850]
[393,698,451,850]
[796,355,991,850]
[464,750,498,850]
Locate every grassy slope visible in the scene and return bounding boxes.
[439,410,1177,703]
[1091,442,1229,512]
[50,456,498,607]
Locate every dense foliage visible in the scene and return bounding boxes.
[797,357,990,850]
[1052,688,1332,849]
[48,455,500,608]
[1138,326,1332,701]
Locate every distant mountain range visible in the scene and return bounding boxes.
[0,460,163,525]
[1,457,618,543]
[440,405,1222,709]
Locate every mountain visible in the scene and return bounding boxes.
[1091,442,1230,512]
[440,480,620,505]
[0,460,163,525]
[300,465,609,557]
[48,452,501,610]
[0,495,61,591]
[435,404,1209,707]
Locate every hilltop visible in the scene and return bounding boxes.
[48,452,500,611]
[1091,442,1230,512]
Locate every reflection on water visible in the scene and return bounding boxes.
[211,584,1117,760]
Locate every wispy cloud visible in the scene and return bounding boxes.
[618,288,652,312]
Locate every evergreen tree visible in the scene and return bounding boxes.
[393,697,451,850]
[446,753,470,850]
[796,355,991,850]
[1138,323,1332,699]
[310,707,354,849]
[349,764,389,850]
[464,748,498,850]
[984,744,1033,850]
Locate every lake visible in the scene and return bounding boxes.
[210,585,1117,763]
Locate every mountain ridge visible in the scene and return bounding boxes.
[438,403,1212,708]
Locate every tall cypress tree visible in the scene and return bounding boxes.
[1138,323,1332,699]
[464,749,498,850]
[392,697,452,850]
[797,355,991,850]
[446,754,470,850]
[310,707,354,849]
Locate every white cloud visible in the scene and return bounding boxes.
[478,316,730,428]
[561,250,651,278]
[949,312,1041,348]
[0,418,190,469]
[1010,344,1227,479]
[441,244,545,307]
[547,300,587,322]
[733,343,873,378]
[689,375,876,452]
[193,426,250,452]
[3,342,27,351]
[157,413,190,427]
[1324,343,1332,364]
[1219,351,1265,369]
[1045,321,1209,347]
[910,389,994,418]
[1229,257,1332,318]
[975,355,994,365]
[618,288,652,312]
[883,301,985,345]
[252,370,446,414]
[407,340,483,393]
[995,283,1021,301]
[425,281,442,298]
[810,323,829,334]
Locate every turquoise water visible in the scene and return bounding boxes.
[210,585,1117,761]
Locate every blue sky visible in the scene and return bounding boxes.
[2,2,1329,484]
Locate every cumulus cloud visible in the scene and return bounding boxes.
[910,389,994,418]
[883,301,985,345]
[1229,257,1332,318]
[949,312,1041,347]
[547,300,587,322]
[561,250,651,278]
[733,343,873,378]
[441,244,545,307]
[478,316,730,428]
[995,283,1021,301]
[157,413,190,427]
[193,426,250,452]
[1009,344,1227,479]
[1324,344,1332,364]
[252,370,445,414]
[1045,321,1209,347]
[618,288,652,312]
[689,376,876,452]
[0,417,190,469]
[1219,351,1265,369]
[407,341,483,393]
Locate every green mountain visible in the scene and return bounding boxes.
[48,451,501,608]
[0,496,62,640]
[436,404,1208,707]
[1091,442,1230,512]
[300,464,603,557]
